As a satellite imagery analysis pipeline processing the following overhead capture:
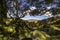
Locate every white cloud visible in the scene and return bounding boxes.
[44,11,53,17]
[30,6,37,10]
[47,7,51,10]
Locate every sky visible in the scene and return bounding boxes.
[20,0,58,20]
[7,0,59,20]
[20,13,50,20]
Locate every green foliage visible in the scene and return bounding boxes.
[45,0,53,4]
[0,0,60,40]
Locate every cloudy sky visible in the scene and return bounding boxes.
[20,0,58,20]
[7,0,59,20]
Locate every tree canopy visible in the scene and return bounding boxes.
[0,0,60,40]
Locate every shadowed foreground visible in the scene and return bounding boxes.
[0,17,60,40]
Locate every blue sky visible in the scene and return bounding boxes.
[21,13,50,20]
[7,0,59,20]
[20,0,58,20]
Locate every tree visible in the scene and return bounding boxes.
[0,0,60,40]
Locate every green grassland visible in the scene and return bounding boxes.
[0,17,60,40]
